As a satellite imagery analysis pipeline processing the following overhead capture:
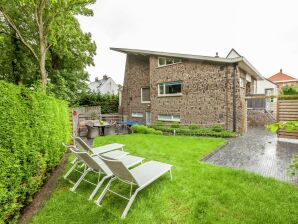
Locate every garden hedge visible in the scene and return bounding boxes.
[0,81,71,223]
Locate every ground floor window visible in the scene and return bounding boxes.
[132,112,143,118]
[158,114,180,122]
[141,87,150,103]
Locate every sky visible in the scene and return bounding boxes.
[78,0,298,84]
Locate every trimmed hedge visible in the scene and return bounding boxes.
[0,81,70,223]
[151,125,236,138]
[131,125,163,135]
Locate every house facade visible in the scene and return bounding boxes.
[89,75,119,95]
[115,48,264,133]
[256,78,278,96]
[268,69,298,92]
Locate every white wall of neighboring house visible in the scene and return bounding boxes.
[88,76,119,95]
[100,78,119,95]
[256,79,278,96]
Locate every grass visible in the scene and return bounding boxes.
[30,134,298,224]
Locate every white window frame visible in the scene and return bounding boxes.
[158,57,182,67]
[158,81,182,97]
[240,78,246,88]
[131,112,143,118]
[158,114,180,122]
[141,87,150,103]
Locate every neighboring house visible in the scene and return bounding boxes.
[114,47,264,133]
[256,78,278,96]
[88,75,119,95]
[268,69,298,92]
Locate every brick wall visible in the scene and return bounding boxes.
[121,54,246,133]
[120,54,150,122]
[247,109,276,128]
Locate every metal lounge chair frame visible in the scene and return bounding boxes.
[95,157,172,219]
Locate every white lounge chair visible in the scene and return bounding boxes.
[75,137,126,156]
[64,138,128,180]
[67,147,144,200]
[95,157,172,219]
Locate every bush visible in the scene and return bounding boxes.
[156,121,164,126]
[170,121,180,129]
[73,91,119,114]
[152,125,236,138]
[211,124,224,132]
[131,125,162,135]
[0,81,71,223]
[189,123,199,130]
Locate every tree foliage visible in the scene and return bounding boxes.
[0,0,96,96]
[73,91,119,114]
[282,85,298,95]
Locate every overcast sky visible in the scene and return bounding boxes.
[78,0,298,84]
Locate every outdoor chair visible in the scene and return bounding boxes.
[95,157,173,219]
[66,147,144,201]
[75,137,127,157]
[63,140,129,182]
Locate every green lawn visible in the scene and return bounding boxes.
[30,134,298,224]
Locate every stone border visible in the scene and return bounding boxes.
[18,153,70,224]
[200,141,229,162]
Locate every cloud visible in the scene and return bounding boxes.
[78,0,298,83]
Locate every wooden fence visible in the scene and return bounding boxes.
[277,100,298,139]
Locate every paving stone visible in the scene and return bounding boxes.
[203,128,298,184]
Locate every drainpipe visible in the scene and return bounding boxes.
[233,63,238,132]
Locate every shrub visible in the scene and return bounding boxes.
[73,91,119,114]
[189,123,199,130]
[131,125,162,135]
[152,125,236,138]
[170,121,180,128]
[0,81,71,223]
[156,121,164,126]
[211,124,224,132]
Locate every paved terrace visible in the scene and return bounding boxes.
[203,128,298,184]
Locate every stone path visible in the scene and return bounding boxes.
[203,128,298,184]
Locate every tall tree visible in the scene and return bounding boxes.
[0,0,96,88]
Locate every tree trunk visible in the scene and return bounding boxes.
[37,1,47,88]
[39,44,47,88]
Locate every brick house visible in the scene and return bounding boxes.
[114,48,264,133]
[268,69,298,92]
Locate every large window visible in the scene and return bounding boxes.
[158,57,182,67]
[158,114,180,122]
[132,112,143,118]
[141,87,150,103]
[158,81,182,96]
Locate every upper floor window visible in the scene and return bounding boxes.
[158,81,182,96]
[158,57,182,67]
[141,87,150,103]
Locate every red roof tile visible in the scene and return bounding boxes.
[268,69,297,82]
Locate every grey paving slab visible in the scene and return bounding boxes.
[203,128,298,184]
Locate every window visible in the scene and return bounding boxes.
[141,87,150,103]
[158,81,182,96]
[158,57,182,67]
[240,78,245,88]
[158,114,180,122]
[132,112,143,118]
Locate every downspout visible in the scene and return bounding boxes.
[233,63,238,132]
